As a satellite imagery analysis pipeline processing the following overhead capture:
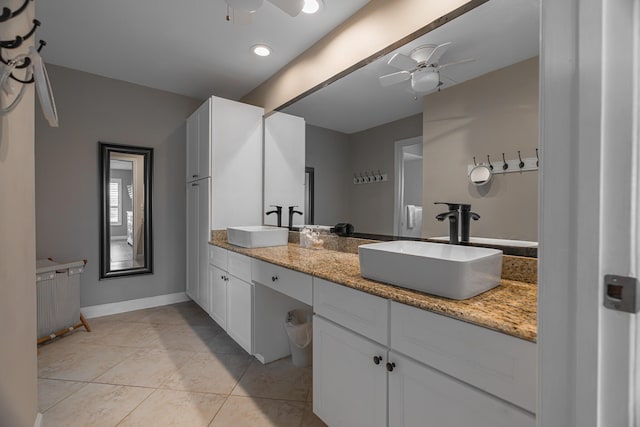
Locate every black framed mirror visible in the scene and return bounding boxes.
[99,142,153,278]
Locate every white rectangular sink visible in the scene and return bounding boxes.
[358,241,503,300]
[227,226,289,248]
[431,236,538,248]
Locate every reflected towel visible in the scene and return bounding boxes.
[406,205,422,229]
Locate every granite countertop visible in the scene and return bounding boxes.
[210,239,537,343]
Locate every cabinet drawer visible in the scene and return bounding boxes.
[314,278,389,346]
[209,245,228,269]
[390,301,537,413]
[251,260,312,305]
[228,251,251,283]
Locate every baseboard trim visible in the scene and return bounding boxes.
[81,292,191,319]
[34,412,43,427]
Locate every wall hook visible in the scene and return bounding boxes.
[487,155,493,170]
[502,153,508,170]
[518,150,525,168]
[536,148,539,167]
[473,156,477,166]
[0,19,40,49]
[0,0,32,23]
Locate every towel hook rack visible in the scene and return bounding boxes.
[486,154,493,170]
[517,150,525,169]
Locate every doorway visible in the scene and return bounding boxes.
[394,137,423,237]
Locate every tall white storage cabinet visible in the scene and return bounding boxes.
[263,111,306,228]
[186,96,264,313]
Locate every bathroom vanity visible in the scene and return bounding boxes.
[203,234,537,427]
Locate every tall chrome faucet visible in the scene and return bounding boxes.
[266,205,283,227]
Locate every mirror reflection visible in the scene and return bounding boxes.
[100,143,153,278]
[282,0,540,250]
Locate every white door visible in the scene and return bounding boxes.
[186,182,199,301]
[210,265,227,330]
[388,352,535,427]
[313,315,387,427]
[227,275,253,354]
[539,0,640,425]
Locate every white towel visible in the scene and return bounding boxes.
[407,205,416,229]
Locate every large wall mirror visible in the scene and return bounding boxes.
[99,143,153,278]
[281,0,540,256]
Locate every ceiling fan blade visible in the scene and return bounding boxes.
[225,0,264,12]
[424,42,452,65]
[268,0,304,16]
[387,53,417,71]
[438,58,475,70]
[379,71,411,87]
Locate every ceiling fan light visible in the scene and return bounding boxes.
[252,44,271,57]
[302,0,323,14]
[411,69,440,92]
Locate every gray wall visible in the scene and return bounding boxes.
[36,64,201,307]
[0,2,38,424]
[305,124,351,225]
[110,168,133,237]
[348,114,423,235]
[423,57,539,241]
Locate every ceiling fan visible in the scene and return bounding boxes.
[225,0,306,23]
[379,42,474,94]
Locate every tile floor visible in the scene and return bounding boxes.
[38,301,327,427]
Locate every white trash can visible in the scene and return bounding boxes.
[284,309,312,367]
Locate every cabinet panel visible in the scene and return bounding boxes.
[388,352,535,427]
[228,251,251,283]
[209,245,228,270]
[210,265,227,330]
[186,183,199,301]
[197,100,210,180]
[263,111,305,228]
[186,107,199,182]
[390,301,536,412]
[313,315,387,427]
[252,259,312,305]
[314,278,389,345]
[227,275,253,354]
[197,179,211,313]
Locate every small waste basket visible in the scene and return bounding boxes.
[284,309,312,367]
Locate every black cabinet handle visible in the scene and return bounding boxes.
[272,275,278,282]
[373,355,382,365]
[386,362,396,372]
[191,183,198,187]
[221,275,224,280]
[192,174,198,178]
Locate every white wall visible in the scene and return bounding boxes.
[35,65,201,307]
[0,1,38,424]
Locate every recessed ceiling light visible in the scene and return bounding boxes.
[302,0,323,14]
[252,44,271,57]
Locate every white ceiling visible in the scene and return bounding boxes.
[36,0,370,100]
[283,0,540,134]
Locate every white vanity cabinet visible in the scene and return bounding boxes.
[263,111,306,228]
[312,278,536,427]
[208,246,253,354]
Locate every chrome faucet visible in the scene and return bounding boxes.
[288,206,303,230]
[266,205,283,227]
[434,202,460,245]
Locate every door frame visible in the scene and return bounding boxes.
[539,0,639,425]
[393,136,423,236]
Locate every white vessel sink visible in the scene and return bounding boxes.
[430,236,538,248]
[358,241,503,300]
[227,226,289,248]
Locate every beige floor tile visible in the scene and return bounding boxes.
[154,324,222,353]
[161,352,252,394]
[42,383,152,427]
[38,343,136,382]
[38,378,85,412]
[94,348,195,388]
[206,332,250,355]
[99,322,164,348]
[300,403,328,427]
[232,358,312,402]
[119,389,226,427]
[142,304,218,327]
[209,396,305,427]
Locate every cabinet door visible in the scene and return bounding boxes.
[197,179,211,313]
[210,265,227,330]
[227,275,253,354]
[186,182,199,302]
[186,108,199,182]
[263,111,306,227]
[313,315,387,427]
[197,99,211,180]
[388,352,535,427]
